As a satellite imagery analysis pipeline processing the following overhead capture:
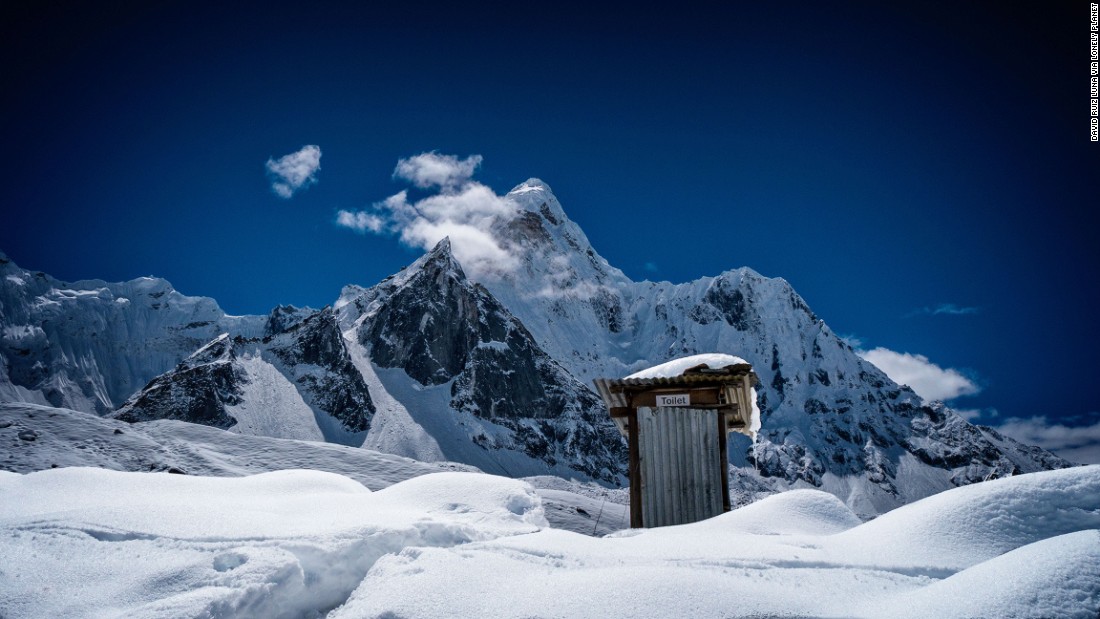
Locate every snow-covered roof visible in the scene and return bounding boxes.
[593,353,760,439]
[624,353,752,380]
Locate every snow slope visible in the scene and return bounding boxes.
[112,308,375,446]
[0,401,612,535]
[0,402,474,488]
[224,351,324,441]
[343,327,447,462]
[1,464,1095,618]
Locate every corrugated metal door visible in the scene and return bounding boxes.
[637,406,723,527]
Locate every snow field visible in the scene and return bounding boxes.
[0,468,545,618]
[1,465,1097,618]
[335,466,1100,619]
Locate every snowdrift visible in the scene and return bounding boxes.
[1,466,1097,618]
[0,469,545,618]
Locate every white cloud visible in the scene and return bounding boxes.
[858,347,980,402]
[992,415,1100,464]
[393,152,482,190]
[335,154,519,279]
[266,145,322,199]
[335,210,384,233]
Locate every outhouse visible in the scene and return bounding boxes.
[594,354,759,528]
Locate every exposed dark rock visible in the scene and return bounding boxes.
[113,336,241,429]
[362,242,481,386]
[704,276,752,330]
[268,308,375,433]
[589,288,623,333]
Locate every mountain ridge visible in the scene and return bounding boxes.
[0,179,1076,515]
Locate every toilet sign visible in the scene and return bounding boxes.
[655,393,691,407]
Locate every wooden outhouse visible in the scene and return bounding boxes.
[594,360,759,528]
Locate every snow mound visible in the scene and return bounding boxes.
[704,488,862,535]
[828,464,1100,572]
[866,529,1100,619]
[624,352,750,379]
[1,465,1097,618]
[330,466,1100,619]
[0,468,543,618]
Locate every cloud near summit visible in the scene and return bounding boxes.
[336,152,518,278]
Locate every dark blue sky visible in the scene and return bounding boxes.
[2,1,1097,446]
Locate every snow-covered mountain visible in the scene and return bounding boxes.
[0,252,264,414]
[420,180,1075,514]
[334,238,625,483]
[0,179,1076,515]
[113,306,375,445]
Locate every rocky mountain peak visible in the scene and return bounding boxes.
[417,236,465,279]
[341,237,628,483]
[265,304,316,336]
[114,333,244,429]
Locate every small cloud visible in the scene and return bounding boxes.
[266,145,322,199]
[335,209,384,233]
[644,262,659,273]
[906,303,980,318]
[858,347,980,402]
[394,152,482,190]
[992,413,1100,464]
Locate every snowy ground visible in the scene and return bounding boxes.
[0,469,545,618]
[0,403,476,490]
[0,402,625,536]
[1,458,1097,617]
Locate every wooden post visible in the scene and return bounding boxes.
[718,409,731,512]
[627,406,643,528]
